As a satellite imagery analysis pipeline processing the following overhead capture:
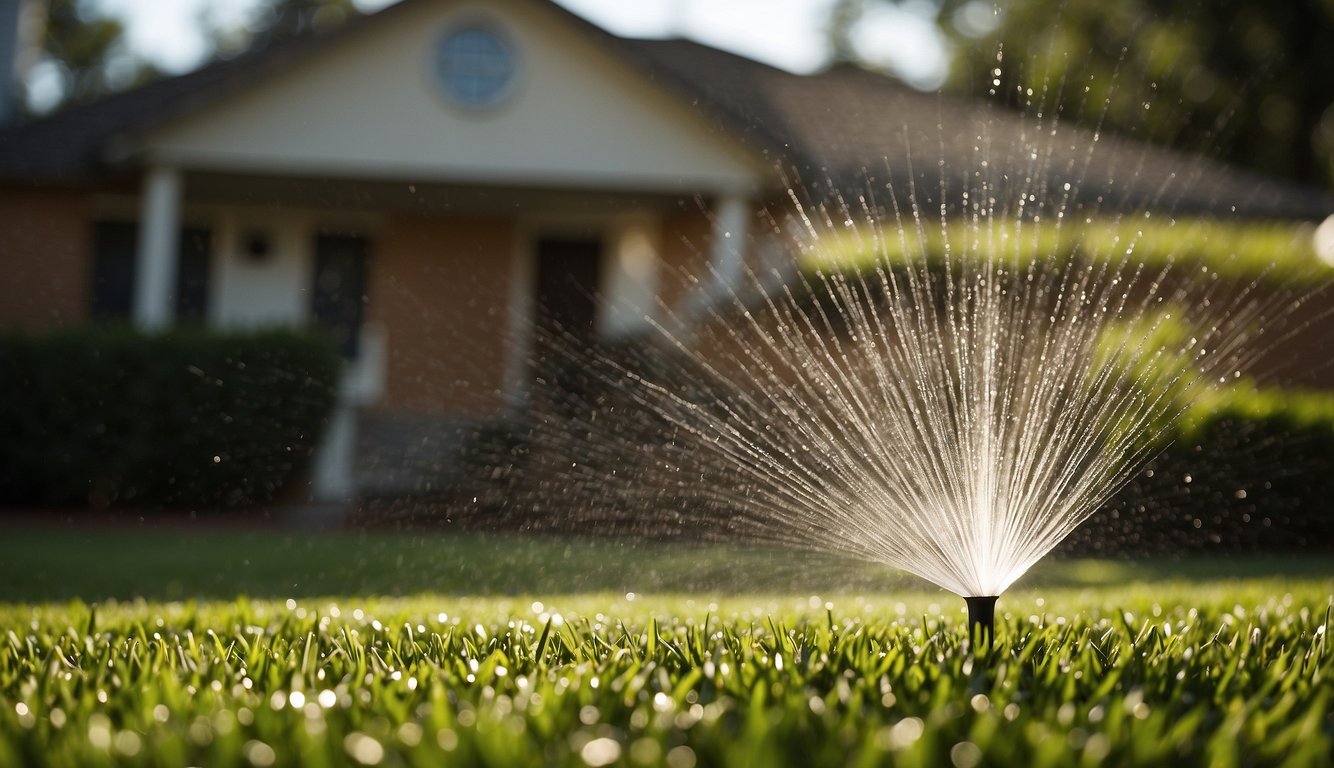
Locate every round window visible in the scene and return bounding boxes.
[433,25,518,109]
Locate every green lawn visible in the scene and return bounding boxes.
[1,528,1331,766]
[2,525,1331,602]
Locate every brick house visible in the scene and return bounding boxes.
[1,0,1330,501]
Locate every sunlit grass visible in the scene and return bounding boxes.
[0,531,1330,766]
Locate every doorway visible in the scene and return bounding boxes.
[311,234,369,359]
[532,237,603,406]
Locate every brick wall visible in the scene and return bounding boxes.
[656,208,713,313]
[0,188,91,329]
[366,214,516,416]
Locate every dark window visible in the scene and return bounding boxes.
[533,237,602,405]
[535,237,601,343]
[90,222,138,320]
[434,26,517,108]
[312,234,369,358]
[175,227,212,323]
[90,222,212,323]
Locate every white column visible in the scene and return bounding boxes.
[598,218,659,339]
[502,235,536,414]
[312,403,356,502]
[710,193,750,295]
[133,166,183,329]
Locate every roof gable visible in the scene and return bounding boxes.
[0,1,1327,217]
[122,0,764,193]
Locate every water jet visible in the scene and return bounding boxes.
[513,67,1307,640]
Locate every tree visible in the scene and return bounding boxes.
[830,0,1334,189]
[825,0,867,65]
[32,0,157,110]
[205,0,361,60]
[28,0,360,113]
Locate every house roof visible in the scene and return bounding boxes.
[1,0,1330,220]
[0,17,348,183]
[626,39,1334,220]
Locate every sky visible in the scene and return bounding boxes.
[85,0,951,87]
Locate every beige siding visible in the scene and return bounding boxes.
[0,188,90,329]
[137,0,762,193]
[367,214,515,416]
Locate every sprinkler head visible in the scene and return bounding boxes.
[965,595,999,650]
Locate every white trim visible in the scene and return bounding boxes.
[132,166,183,329]
[311,402,356,502]
[599,215,662,339]
[503,224,536,413]
[710,194,750,294]
[342,321,387,405]
[136,151,758,194]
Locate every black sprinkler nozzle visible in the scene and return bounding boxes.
[965,595,999,649]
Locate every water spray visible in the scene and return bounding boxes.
[521,68,1274,627]
[965,596,999,649]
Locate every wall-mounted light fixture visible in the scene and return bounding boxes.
[243,229,272,262]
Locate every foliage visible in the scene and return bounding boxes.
[204,0,362,60]
[0,578,1330,767]
[804,216,1329,283]
[939,0,1334,188]
[31,0,159,111]
[1072,382,1334,556]
[30,0,360,113]
[824,0,868,65]
[1181,381,1334,434]
[0,326,340,509]
[827,0,1334,187]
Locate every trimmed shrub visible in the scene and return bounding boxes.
[1065,384,1334,555]
[809,218,1329,284]
[0,327,340,509]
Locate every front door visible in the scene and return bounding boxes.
[533,237,602,405]
[312,234,368,359]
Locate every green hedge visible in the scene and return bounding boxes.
[1064,384,1334,555]
[0,327,340,509]
[806,217,1329,284]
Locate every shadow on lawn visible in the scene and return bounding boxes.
[0,525,1330,603]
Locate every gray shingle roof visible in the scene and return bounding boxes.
[1,0,1330,219]
[625,38,1334,220]
[0,57,247,182]
[0,2,397,184]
